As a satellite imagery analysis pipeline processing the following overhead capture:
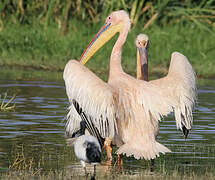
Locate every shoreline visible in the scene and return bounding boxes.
[1,65,215,82]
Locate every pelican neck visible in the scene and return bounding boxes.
[109,23,129,78]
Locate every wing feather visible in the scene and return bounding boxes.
[63,60,117,138]
[111,75,175,126]
[149,52,197,130]
[136,80,175,122]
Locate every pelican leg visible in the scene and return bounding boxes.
[117,154,123,166]
[116,154,123,173]
[104,137,112,161]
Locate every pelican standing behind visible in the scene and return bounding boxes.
[64,10,197,161]
[135,34,149,81]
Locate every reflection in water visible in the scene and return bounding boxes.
[0,79,215,176]
[68,162,113,177]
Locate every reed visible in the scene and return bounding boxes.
[0,20,215,78]
[0,92,16,111]
[0,0,214,30]
[1,144,214,180]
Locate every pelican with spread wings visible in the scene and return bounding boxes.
[64,10,197,160]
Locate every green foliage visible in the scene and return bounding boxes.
[0,20,214,78]
[0,0,215,78]
[0,0,214,31]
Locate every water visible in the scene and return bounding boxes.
[0,77,215,175]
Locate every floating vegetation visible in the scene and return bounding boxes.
[0,92,16,111]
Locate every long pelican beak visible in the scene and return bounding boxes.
[137,43,149,81]
[79,22,123,65]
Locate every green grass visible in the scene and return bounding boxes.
[1,1,214,79]
[0,21,215,79]
[0,144,215,180]
[1,170,215,180]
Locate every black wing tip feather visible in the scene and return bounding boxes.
[182,125,190,139]
[81,113,105,148]
[180,113,191,139]
[72,99,105,148]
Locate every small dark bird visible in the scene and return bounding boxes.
[73,120,101,178]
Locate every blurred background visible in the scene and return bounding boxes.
[0,0,215,78]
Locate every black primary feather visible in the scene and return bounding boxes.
[182,125,189,139]
[72,99,105,147]
[181,113,190,139]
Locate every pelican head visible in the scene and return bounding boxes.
[136,34,149,49]
[80,10,131,65]
[136,34,150,81]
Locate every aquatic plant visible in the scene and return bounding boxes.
[0,92,16,111]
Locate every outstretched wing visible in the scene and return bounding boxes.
[149,52,197,132]
[63,60,117,139]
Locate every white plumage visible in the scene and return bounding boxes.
[64,60,117,139]
[64,10,197,161]
[149,52,197,131]
[74,135,101,163]
[73,121,102,177]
